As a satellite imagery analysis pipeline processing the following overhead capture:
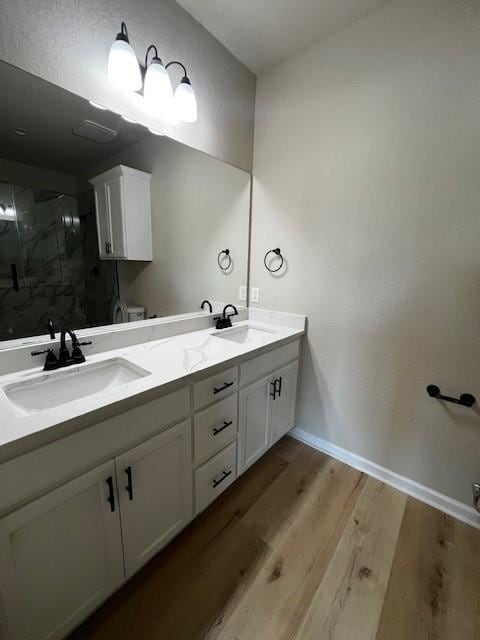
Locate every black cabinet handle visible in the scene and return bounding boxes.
[270,381,277,399]
[213,420,233,436]
[125,466,133,500]
[213,381,234,395]
[277,376,283,397]
[212,469,232,488]
[10,264,19,291]
[106,476,116,512]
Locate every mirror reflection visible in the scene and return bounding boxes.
[0,61,250,344]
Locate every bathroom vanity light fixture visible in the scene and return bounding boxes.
[144,45,173,113]
[108,22,142,91]
[107,22,197,122]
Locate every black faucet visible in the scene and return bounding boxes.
[200,300,213,313]
[215,304,238,330]
[46,318,55,340]
[31,328,92,371]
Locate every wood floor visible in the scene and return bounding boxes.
[69,437,480,640]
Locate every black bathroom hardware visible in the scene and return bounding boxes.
[31,348,58,371]
[213,420,233,435]
[47,318,55,340]
[473,483,480,514]
[106,476,116,512]
[270,376,283,399]
[213,381,234,395]
[426,385,475,407]
[125,466,134,501]
[10,264,19,291]
[200,300,213,313]
[212,469,232,488]
[215,304,238,329]
[264,248,284,273]
[31,328,92,370]
[217,249,232,271]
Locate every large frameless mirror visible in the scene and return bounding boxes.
[0,61,250,347]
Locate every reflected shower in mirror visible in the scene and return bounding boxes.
[0,61,250,345]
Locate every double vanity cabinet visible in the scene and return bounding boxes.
[0,335,300,640]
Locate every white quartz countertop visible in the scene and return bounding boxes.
[0,316,303,457]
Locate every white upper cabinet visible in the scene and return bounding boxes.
[89,165,152,261]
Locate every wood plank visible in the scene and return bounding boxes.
[271,434,304,463]
[295,477,407,640]
[376,496,480,640]
[70,515,269,640]
[241,444,332,546]
[210,458,366,640]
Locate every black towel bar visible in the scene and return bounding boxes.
[426,385,475,407]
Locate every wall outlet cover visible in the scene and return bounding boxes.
[251,287,259,303]
[238,285,247,301]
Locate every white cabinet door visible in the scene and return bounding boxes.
[270,361,299,444]
[93,184,112,259]
[238,374,274,474]
[105,177,127,259]
[116,420,193,578]
[0,461,124,640]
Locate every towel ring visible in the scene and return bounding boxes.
[217,249,232,271]
[264,248,284,273]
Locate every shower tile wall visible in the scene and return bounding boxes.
[0,182,116,341]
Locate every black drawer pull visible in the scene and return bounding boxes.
[213,420,233,436]
[212,469,232,488]
[125,466,133,500]
[213,381,234,395]
[106,476,116,512]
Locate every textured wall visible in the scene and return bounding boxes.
[251,0,480,505]
[0,0,256,172]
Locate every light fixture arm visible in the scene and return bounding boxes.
[145,44,160,67]
[117,21,129,42]
[165,60,188,78]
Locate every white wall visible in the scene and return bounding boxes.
[0,0,255,172]
[251,0,480,505]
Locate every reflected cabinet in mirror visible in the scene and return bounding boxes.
[0,61,250,345]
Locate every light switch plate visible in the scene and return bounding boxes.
[238,285,247,301]
[251,287,259,303]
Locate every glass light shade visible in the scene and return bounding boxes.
[107,39,142,92]
[144,59,173,113]
[174,78,197,122]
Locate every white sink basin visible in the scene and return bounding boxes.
[212,324,277,345]
[4,358,151,415]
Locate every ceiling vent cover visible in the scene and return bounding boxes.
[72,120,118,144]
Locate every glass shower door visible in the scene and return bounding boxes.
[0,182,26,340]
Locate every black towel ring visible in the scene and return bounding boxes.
[217,249,232,271]
[264,248,284,273]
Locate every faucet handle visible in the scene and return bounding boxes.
[31,348,58,371]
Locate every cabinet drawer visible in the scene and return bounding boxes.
[194,395,237,464]
[195,442,237,514]
[240,340,300,388]
[193,366,238,410]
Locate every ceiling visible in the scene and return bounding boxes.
[0,61,149,176]
[177,0,390,72]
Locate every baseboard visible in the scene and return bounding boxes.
[289,427,480,530]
